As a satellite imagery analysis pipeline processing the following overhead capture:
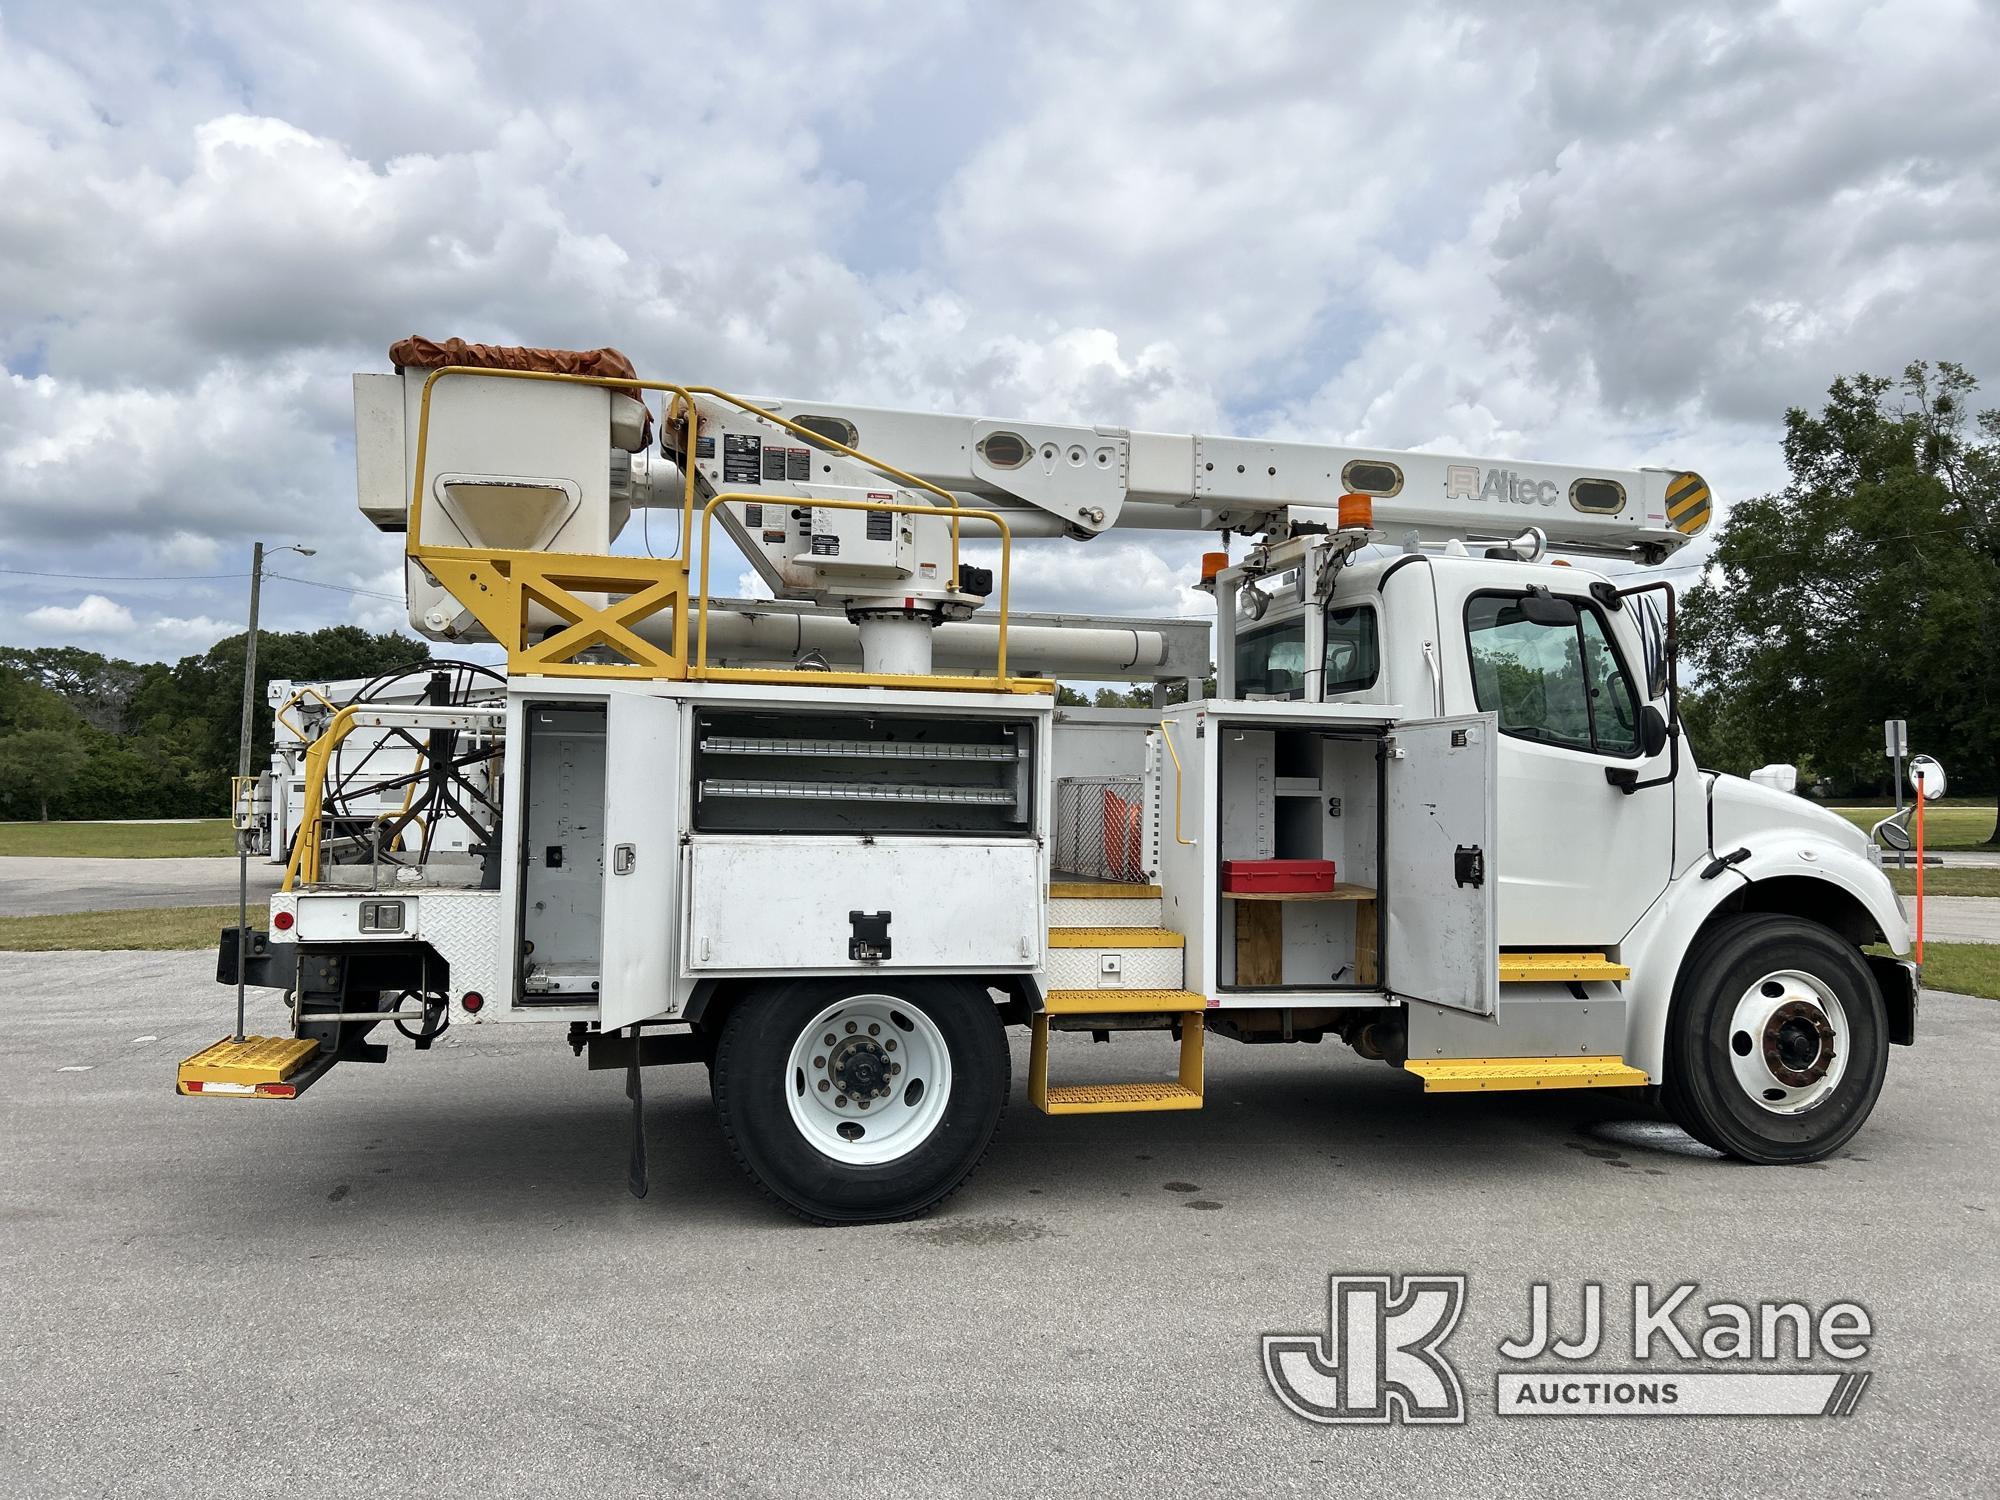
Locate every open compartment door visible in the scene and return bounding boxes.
[1384,713,1498,1015]
[599,693,681,1030]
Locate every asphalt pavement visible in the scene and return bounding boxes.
[1919,896,2000,944]
[2,951,1995,1497]
[0,856,284,917]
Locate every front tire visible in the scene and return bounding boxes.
[712,978,1009,1225]
[1663,914,1888,1163]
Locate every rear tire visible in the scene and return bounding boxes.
[712,977,1009,1225]
[1663,914,1888,1163]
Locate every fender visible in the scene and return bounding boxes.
[1617,834,1908,1080]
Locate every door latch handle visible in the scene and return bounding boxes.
[612,843,636,876]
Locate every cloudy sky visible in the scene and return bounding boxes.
[4,0,1998,662]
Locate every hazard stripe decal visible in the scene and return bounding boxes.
[1665,472,1711,534]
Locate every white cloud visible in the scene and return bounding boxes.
[25,593,137,633]
[152,613,235,647]
[157,531,223,570]
[3,0,1998,661]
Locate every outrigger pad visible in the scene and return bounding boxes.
[177,1036,323,1099]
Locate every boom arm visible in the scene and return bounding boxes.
[353,348,1710,680]
[725,398,1711,560]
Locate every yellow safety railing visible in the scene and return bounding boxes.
[403,365,1021,688]
[1157,719,1196,845]
[283,706,364,889]
[271,683,340,745]
[281,705,501,890]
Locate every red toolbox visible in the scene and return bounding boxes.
[1221,858,1335,893]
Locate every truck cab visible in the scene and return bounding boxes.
[1212,531,1914,1104]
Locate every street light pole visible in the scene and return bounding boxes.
[234,541,312,1043]
[234,543,264,1042]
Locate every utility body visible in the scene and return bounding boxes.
[187,341,1917,1223]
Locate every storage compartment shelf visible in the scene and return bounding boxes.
[701,778,1016,806]
[1224,883,1376,903]
[701,736,1020,762]
[691,708,1035,835]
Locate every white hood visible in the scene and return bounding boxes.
[1709,773,1870,857]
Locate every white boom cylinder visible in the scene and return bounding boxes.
[853,615,935,676]
[634,606,1175,677]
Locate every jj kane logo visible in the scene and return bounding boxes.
[1263,1274,1468,1424]
[1264,1276,1874,1425]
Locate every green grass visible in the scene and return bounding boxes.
[1823,794,1989,808]
[1884,867,2000,897]
[1905,943,2000,1001]
[0,820,236,858]
[0,905,252,952]
[1829,805,1995,852]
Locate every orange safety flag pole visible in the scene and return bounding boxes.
[1913,779,1926,966]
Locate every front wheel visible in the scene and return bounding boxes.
[712,978,1010,1224]
[1663,914,1889,1163]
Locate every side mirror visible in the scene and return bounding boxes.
[1873,811,1914,851]
[1640,704,1669,758]
[1909,754,1947,800]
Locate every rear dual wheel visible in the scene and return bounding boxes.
[1664,914,1889,1163]
[712,978,1009,1225]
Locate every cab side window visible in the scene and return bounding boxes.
[1466,594,1640,756]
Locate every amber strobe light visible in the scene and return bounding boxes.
[1337,492,1374,530]
[1200,550,1228,582]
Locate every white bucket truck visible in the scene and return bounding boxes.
[181,341,1916,1225]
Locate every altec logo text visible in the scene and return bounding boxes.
[1263,1276,1875,1425]
[1444,464,1560,506]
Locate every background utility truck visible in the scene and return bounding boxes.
[181,338,1917,1224]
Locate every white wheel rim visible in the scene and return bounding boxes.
[784,994,953,1166]
[1726,968,1849,1116]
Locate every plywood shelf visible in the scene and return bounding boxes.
[1222,883,1376,903]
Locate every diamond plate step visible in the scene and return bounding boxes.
[1404,1055,1648,1092]
[1029,1012,1205,1115]
[1499,952,1631,983]
[1044,988,1206,1015]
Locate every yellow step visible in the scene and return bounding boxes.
[1049,882,1162,900]
[1499,951,1631,983]
[1048,926,1184,948]
[1405,1055,1649,1093]
[1045,988,1207,1015]
[1035,1081,1203,1114]
[1029,1013,1205,1115]
[177,1035,322,1099]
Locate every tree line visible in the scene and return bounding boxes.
[1681,361,1999,840]
[0,628,429,821]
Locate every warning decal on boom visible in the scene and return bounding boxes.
[724,433,763,485]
